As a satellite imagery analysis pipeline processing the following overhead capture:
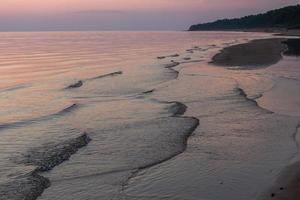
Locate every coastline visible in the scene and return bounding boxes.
[187,28,300,36]
[211,36,300,199]
[243,29,300,37]
[121,33,300,200]
[211,36,300,69]
[211,38,286,69]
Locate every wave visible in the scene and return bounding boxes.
[165,61,180,68]
[167,101,187,116]
[162,61,180,79]
[235,87,273,114]
[186,46,209,53]
[0,84,30,93]
[50,101,199,193]
[56,103,78,115]
[180,59,203,64]
[138,117,199,171]
[66,80,83,89]
[142,89,155,95]
[186,49,194,53]
[164,60,202,69]
[186,44,219,54]
[22,133,91,171]
[65,71,123,89]
[121,116,199,191]
[0,171,50,200]
[88,71,123,81]
[157,54,180,60]
[119,48,199,185]
[0,103,79,130]
[2,133,91,200]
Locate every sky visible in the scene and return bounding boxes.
[0,0,299,31]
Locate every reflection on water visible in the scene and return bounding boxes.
[0,31,299,200]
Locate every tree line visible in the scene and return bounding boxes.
[189,5,300,31]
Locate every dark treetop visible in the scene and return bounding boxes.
[189,5,300,31]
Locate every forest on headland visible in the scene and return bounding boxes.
[189,5,300,31]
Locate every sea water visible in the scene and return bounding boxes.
[0,31,299,200]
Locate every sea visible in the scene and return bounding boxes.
[0,31,300,200]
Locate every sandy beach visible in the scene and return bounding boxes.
[211,36,300,200]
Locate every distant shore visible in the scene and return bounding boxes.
[272,29,300,36]
[188,28,300,37]
[242,28,300,36]
[243,28,300,36]
[188,5,300,33]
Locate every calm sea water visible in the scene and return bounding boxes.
[0,31,299,200]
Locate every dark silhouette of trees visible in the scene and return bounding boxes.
[189,5,300,31]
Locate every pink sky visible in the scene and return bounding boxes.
[2,0,299,14]
[0,0,199,14]
[0,0,298,30]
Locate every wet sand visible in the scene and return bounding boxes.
[212,38,287,69]
[211,37,300,200]
[260,158,300,200]
[123,50,300,200]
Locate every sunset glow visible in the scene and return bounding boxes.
[1,0,300,199]
[1,0,299,13]
[0,0,298,30]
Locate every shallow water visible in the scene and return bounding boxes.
[0,31,299,200]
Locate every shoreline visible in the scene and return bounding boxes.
[211,37,300,69]
[188,29,300,37]
[260,158,300,200]
[211,38,287,69]
[121,35,300,200]
[211,36,300,199]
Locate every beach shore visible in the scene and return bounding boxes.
[259,159,300,200]
[212,37,300,69]
[211,38,286,68]
[211,36,300,200]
